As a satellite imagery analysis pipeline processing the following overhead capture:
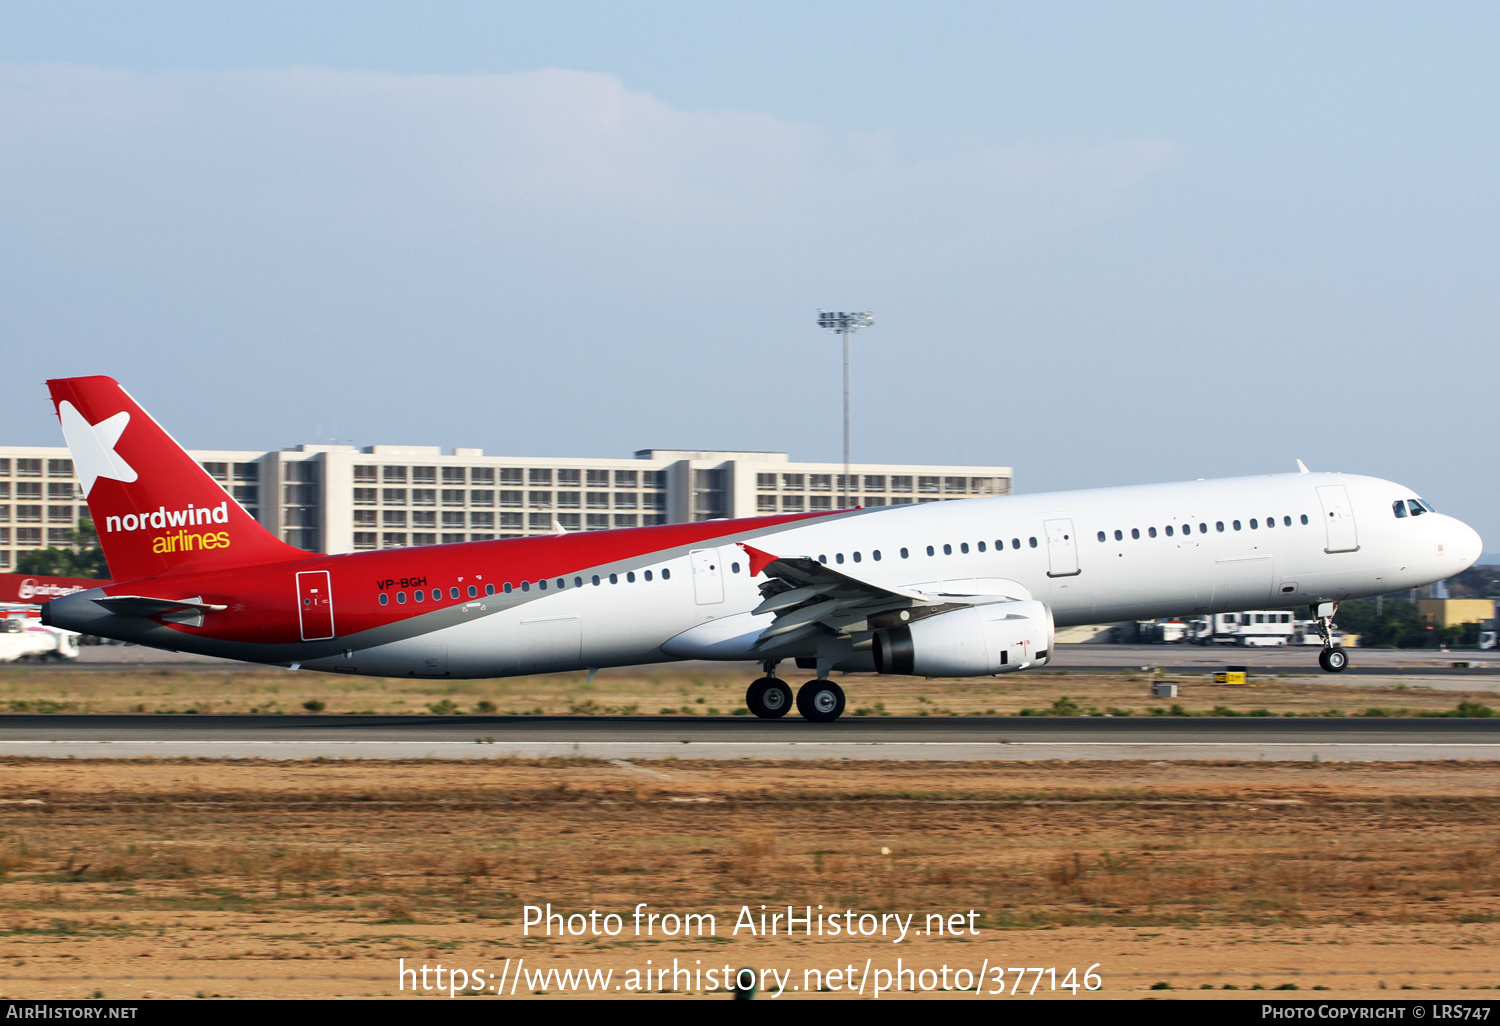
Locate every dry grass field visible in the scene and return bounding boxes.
[0,757,1497,999]
[0,661,1491,719]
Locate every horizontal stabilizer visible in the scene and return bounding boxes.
[93,595,228,618]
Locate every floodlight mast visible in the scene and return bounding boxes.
[816,310,874,509]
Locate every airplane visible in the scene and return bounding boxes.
[41,376,1484,722]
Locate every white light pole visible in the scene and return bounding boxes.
[817,310,874,509]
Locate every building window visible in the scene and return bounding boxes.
[16,506,40,523]
[354,510,376,527]
[500,512,523,529]
[16,483,40,501]
[587,469,610,486]
[47,459,73,477]
[836,475,855,493]
[234,463,260,482]
[918,476,939,493]
[863,475,886,491]
[471,467,495,485]
[500,468,523,486]
[810,496,831,511]
[200,462,227,480]
[757,473,777,490]
[865,497,887,506]
[528,512,552,530]
[383,466,407,483]
[383,510,407,528]
[354,465,377,483]
[809,474,832,492]
[0,506,8,521]
[411,533,436,546]
[586,513,610,530]
[45,505,72,524]
[782,473,804,490]
[643,514,666,526]
[0,459,9,475]
[614,514,637,528]
[233,485,258,505]
[890,476,913,493]
[613,493,637,510]
[47,528,71,544]
[15,459,41,477]
[441,511,465,528]
[412,466,436,485]
[471,533,495,542]
[442,467,466,485]
[353,532,377,549]
[644,471,667,489]
[944,477,967,493]
[557,513,581,530]
[382,488,407,505]
[557,491,581,509]
[757,495,777,512]
[614,470,638,487]
[782,495,805,512]
[48,483,75,500]
[411,489,436,506]
[528,491,552,508]
[442,489,466,507]
[441,533,465,544]
[499,490,522,507]
[970,477,999,494]
[16,527,42,545]
[469,489,494,507]
[469,511,494,529]
[557,469,581,486]
[412,510,436,528]
[586,491,610,509]
[0,483,7,499]
[529,468,552,486]
[644,493,665,510]
[354,488,377,505]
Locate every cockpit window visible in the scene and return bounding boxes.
[1408,499,1427,516]
[1393,500,1408,519]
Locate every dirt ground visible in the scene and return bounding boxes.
[1,662,1491,718]
[0,757,1497,1000]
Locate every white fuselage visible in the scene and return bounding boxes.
[314,471,1482,678]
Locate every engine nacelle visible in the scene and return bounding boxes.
[872,600,1054,677]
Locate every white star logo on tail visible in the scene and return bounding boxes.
[58,401,137,496]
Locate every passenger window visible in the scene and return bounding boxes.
[1250,519,1258,529]
[1165,526,1173,537]
[1199,523,1207,534]
[504,583,513,593]
[819,555,828,564]
[976,542,985,552]
[451,587,460,599]
[942,544,951,556]
[1265,517,1274,528]
[1114,530,1123,541]
[397,592,406,604]
[1233,521,1242,531]
[434,589,443,600]
[414,590,424,602]
[900,548,910,559]
[486,584,495,596]
[958,542,968,554]
[626,572,635,583]
[1131,528,1140,540]
[663,568,671,579]
[609,574,618,584]
[1012,538,1020,549]
[591,576,600,586]
[521,581,530,591]
[379,593,389,605]
[835,553,845,564]
[926,545,935,556]
[873,550,882,561]
[1029,537,1037,548]
[644,570,653,581]
[572,578,581,588]
[538,579,547,590]
[1148,527,1157,538]
[853,552,862,563]
[1283,516,1291,527]
[470,585,479,597]
[1300,514,1309,525]
[1216,522,1224,532]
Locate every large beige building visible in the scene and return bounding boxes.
[0,443,1012,567]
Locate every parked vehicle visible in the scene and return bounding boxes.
[0,612,81,662]
[1195,610,1297,646]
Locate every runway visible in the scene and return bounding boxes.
[1,713,1496,762]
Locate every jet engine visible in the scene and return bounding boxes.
[872,600,1054,676]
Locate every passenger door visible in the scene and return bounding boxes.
[1316,485,1360,553]
[690,548,724,604]
[1044,518,1080,577]
[295,571,335,641]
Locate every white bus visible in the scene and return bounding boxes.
[1197,610,1297,646]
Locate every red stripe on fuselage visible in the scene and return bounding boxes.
[100,510,841,646]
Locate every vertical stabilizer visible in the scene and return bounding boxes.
[46,376,304,582]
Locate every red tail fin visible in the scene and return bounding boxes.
[47,376,303,582]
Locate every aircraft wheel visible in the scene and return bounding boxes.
[796,680,846,723]
[745,678,792,719]
[1318,648,1349,673]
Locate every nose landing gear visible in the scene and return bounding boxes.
[1313,601,1348,673]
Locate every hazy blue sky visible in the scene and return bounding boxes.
[2,3,1497,544]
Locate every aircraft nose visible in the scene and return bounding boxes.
[1451,518,1484,571]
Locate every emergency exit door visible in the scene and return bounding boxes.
[296,571,335,641]
[1316,485,1360,553]
[1044,518,1080,577]
[690,548,724,604]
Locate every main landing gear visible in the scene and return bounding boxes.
[1313,601,1348,673]
[745,661,846,722]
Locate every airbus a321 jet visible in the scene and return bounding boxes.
[42,376,1483,722]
